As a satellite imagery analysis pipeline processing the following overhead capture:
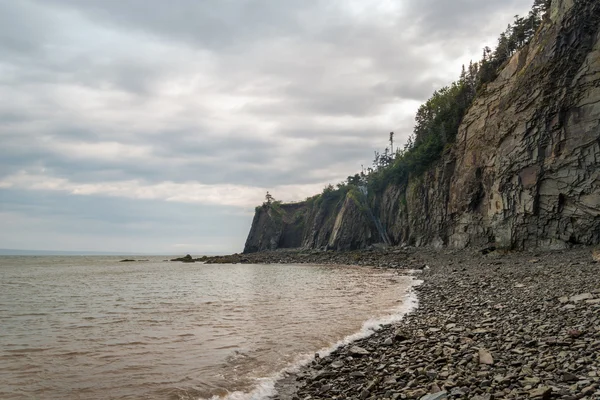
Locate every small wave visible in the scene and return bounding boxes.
[1,281,37,287]
[11,313,48,317]
[106,341,149,347]
[5,347,50,353]
[214,345,240,351]
[57,350,92,357]
[98,319,129,325]
[202,276,422,400]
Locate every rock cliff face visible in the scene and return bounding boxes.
[244,193,379,253]
[244,0,600,253]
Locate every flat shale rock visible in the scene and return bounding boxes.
[271,247,600,400]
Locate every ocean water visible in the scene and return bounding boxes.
[0,256,416,400]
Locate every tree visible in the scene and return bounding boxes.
[265,191,274,205]
[347,174,361,186]
[533,0,551,14]
[361,0,552,195]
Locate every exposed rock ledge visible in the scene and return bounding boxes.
[244,0,600,253]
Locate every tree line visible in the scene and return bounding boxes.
[365,0,552,193]
[267,0,552,204]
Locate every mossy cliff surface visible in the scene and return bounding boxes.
[244,0,600,253]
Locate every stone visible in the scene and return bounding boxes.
[592,247,600,262]
[562,372,578,382]
[522,377,541,385]
[430,383,442,393]
[529,386,552,399]
[319,384,331,393]
[408,389,427,398]
[420,392,448,400]
[478,348,494,365]
[570,293,593,302]
[349,346,370,356]
[170,254,195,262]
[394,329,411,341]
[580,385,597,395]
[568,329,585,338]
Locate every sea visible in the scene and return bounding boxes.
[0,256,417,400]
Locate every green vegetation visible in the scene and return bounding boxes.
[256,191,283,213]
[348,0,551,197]
[259,0,552,208]
[314,184,349,211]
[368,79,473,193]
[367,1,550,193]
[479,0,550,86]
[347,186,368,212]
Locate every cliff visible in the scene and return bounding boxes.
[244,0,600,253]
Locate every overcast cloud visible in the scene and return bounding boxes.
[0,0,532,253]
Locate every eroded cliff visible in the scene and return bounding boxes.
[244,0,600,253]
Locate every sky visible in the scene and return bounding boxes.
[0,0,533,254]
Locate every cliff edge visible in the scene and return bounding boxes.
[244,0,600,253]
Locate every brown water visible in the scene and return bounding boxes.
[0,256,416,400]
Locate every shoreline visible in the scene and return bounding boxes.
[213,275,421,400]
[208,247,600,400]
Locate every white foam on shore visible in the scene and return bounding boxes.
[204,275,422,400]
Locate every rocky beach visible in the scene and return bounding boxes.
[194,1,600,397]
[2,0,599,398]
[204,247,600,399]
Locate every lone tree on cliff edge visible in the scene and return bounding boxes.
[265,191,274,206]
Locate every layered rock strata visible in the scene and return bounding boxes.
[244,0,600,253]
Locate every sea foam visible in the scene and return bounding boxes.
[206,276,422,400]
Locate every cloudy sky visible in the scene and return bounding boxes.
[0,0,533,254]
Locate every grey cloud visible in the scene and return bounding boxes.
[404,0,532,41]
[35,0,324,51]
[0,189,249,253]
[0,0,537,251]
[243,77,439,118]
[0,1,53,57]
[0,111,34,124]
[1,121,339,187]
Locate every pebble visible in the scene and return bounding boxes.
[420,392,448,400]
[263,247,600,400]
[349,346,370,356]
[478,348,494,365]
[529,386,551,398]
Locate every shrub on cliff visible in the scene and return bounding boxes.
[366,0,551,194]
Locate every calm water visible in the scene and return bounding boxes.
[0,256,416,400]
